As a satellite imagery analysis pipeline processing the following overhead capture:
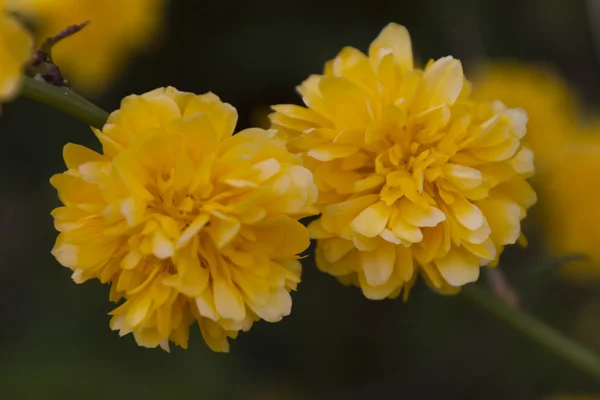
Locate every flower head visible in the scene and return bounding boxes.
[51,87,317,351]
[472,63,600,282]
[0,0,33,101]
[270,23,536,299]
[543,135,600,282]
[472,62,576,173]
[9,0,163,94]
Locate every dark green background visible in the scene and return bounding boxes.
[1,0,599,398]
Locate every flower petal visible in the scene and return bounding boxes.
[361,241,395,286]
[350,201,392,238]
[434,249,480,286]
[368,23,413,71]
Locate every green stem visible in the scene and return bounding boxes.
[462,285,600,381]
[20,77,109,129]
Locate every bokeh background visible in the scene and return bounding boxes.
[2,0,600,398]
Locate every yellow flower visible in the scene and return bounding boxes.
[270,23,536,299]
[50,87,317,351]
[0,0,33,101]
[543,135,600,282]
[472,62,576,174]
[9,0,163,94]
[473,63,600,281]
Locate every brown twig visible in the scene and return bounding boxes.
[27,21,90,88]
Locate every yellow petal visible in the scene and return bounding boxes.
[361,241,395,286]
[397,198,446,227]
[308,144,359,161]
[463,238,496,260]
[121,249,142,270]
[195,288,218,321]
[252,158,281,182]
[183,92,237,142]
[133,329,164,349]
[120,197,146,226]
[395,244,414,282]
[321,194,379,234]
[265,165,317,214]
[199,319,230,353]
[318,75,369,128]
[320,236,356,263]
[51,241,78,268]
[152,230,174,259]
[156,304,173,340]
[230,268,270,305]
[380,228,402,244]
[368,23,413,71]
[421,263,445,289]
[125,296,152,327]
[247,288,292,323]
[208,217,241,248]
[478,198,522,245]
[350,200,392,238]
[358,271,399,300]
[332,46,378,93]
[308,219,335,239]
[457,218,491,245]
[119,95,180,136]
[415,56,463,110]
[434,249,480,286]
[297,74,331,120]
[166,244,209,297]
[111,152,154,201]
[171,113,220,158]
[251,216,311,258]
[50,173,103,207]
[442,164,482,191]
[213,279,246,321]
[496,178,537,210]
[451,196,485,230]
[471,137,520,162]
[353,233,381,251]
[354,175,386,193]
[177,213,210,248]
[271,104,333,128]
[63,143,106,170]
[389,211,423,243]
[316,244,357,277]
[509,146,535,175]
[502,108,528,139]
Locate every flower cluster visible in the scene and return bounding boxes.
[51,87,317,351]
[49,23,538,351]
[270,23,536,299]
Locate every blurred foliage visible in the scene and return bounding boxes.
[1,0,600,398]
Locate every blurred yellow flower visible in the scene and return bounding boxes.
[51,87,317,351]
[473,62,600,281]
[472,62,576,173]
[543,136,600,281]
[270,23,536,299]
[0,0,33,101]
[9,0,163,94]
